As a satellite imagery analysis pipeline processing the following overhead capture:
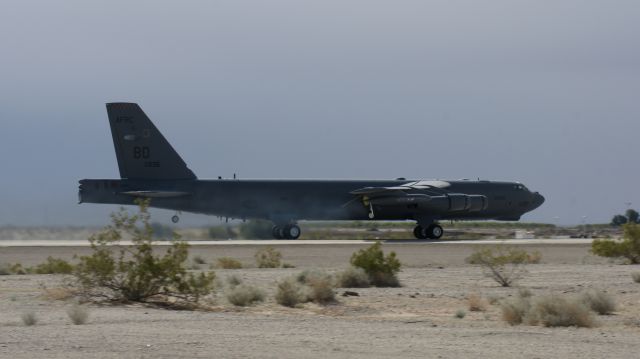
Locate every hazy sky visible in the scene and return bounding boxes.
[1,0,638,226]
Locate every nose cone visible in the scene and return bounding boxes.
[530,192,545,210]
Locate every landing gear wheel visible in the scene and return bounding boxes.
[272,226,284,239]
[426,224,443,239]
[171,215,180,223]
[413,225,428,239]
[283,224,301,240]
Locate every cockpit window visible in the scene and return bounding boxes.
[514,184,529,191]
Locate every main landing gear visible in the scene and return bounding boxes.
[272,224,301,240]
[413,224,444,240]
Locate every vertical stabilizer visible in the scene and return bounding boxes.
[106,103,196,180]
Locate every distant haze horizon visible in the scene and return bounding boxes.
[1,1,638,227]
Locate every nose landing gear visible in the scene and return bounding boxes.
[413,224,443,239]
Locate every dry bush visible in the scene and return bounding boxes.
[226,285,265,307]
[466,245,530,287]
[216,257,243,269]
[581,289,616,315]
[281,263,296,268]
[21,312,37,326]
[67,303,89,325]
[518,287,533,298]
[526,251,542,264]
[296,270,331,284]
[73,200,215,304]
[632,272,640,283]
[254,247,282,268]
[350,242,401,287]
[487,294,502,305]
[500,294,532,325]
[467,293,487,312]
[226,275,243,288]
[42,287,75,301]
[336,267,371,288]
[529,295,594,328]
[306,276,336,304]
[275,279,307,307]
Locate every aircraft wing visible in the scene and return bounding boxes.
[350,180,451,196]
[120,191,191,198]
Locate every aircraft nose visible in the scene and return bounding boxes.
[530,192,545,210]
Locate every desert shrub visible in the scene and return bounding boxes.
[529,295,594,328]
[295,270,331,284]
[455,310,466,319]
[336,267,371,288]
[255,247,282,268]
[208,225,236,239]
[500,293,532,325]
[73,199,216,304]
[467,293,487,312]
[21,312,37,326]
[350,242,401,287]
[216,257,243,269]
[275,279,307,307]
[32,257,74,274]
[632,272,640,283]
[0,265,10,275]
[192,256,207,265]
[226,285,265,306]
[239,219,273,239]
[226,275,243,288]
[591,223,640,263]
[67,303,89,325]
[42,287,75,301]
[526,251,542,264]
[518,287,533,298]
[466,245,530,287]
[306,276,336,304]
[281,263,296,268]
[581,289,615,315]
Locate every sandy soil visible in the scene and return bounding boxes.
[1,242,640,358]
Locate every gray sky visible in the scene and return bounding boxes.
[1,0,638,226]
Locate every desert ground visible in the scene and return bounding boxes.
[2,239,640,359]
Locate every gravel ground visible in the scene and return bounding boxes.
[1,242,640,358]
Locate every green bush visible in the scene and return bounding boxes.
[466,245,530,287]
[350,242,401,287]
[592,223,640,263]
[73,199,216,304]
[336,267,370,288]
[275,279,307,307]
[32,257,75,274]
[226,285,265,306]
[254,247,282,268]
[239,219,273,239]
[216,257,243,269]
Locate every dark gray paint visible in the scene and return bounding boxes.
[79,103,544,238]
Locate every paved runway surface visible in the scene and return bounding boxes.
[0,238,593,247]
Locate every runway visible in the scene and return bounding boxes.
[0,237,593,247]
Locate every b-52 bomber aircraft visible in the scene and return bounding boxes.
[79,103,545,240]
